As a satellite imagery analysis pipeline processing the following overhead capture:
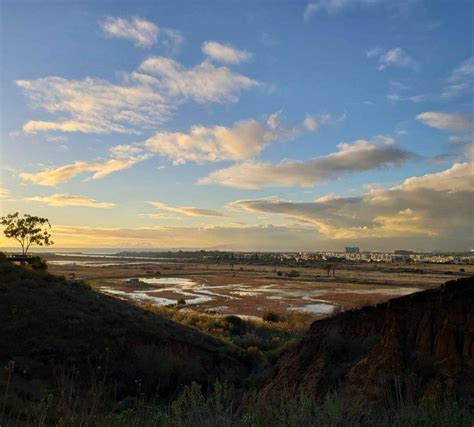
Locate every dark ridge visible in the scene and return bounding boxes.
[0,258,250,402]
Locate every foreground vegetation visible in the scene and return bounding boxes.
[86,277,311,361]
[3,374,472,426]
[141,304,308,355]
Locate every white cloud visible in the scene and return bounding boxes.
[138,56,258,103]
[371,47,418,71]
[101,17,159,48]
[442,57,474,98]
[387,93,430,103]
[305,0,382,19]
[17,55,257,134]
[27,194,116,208]
[160,28,185,54]
[108,143,146,159]
[147,201,225,217]
[304,0,415,20]
[144,119,274,164]
[18,113,315,185]
[303,115,318,132]
[202,41,252,64]
[266,111,282,130]
[17,76,171,134]
[316,112,347,126]
[229,162,473,241]
[199,136,415,189]
[416,112,472,131]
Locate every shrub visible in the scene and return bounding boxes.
[177,298,186,305]
[286,270,300,278]
[29,256,48,271]
[245,346,263,362]
[224,315,247,336]
[263,312,280,323]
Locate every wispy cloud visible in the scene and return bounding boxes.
[27,194,116,208]
[304,0,385,20]
[17,54,257,135]
[101,17,184,52]
[387,93,430,103]
[138,56,258,103]
[303,115,318,132]
[304,0,417,20]
[442,57,474,98]
[202,41,252,64]
[17,76,172,134]
[368,47,418,71]
[199,136,415,189]
[44,223,326,251]
[416,112,472,131]
[101,16,159,48]
[147,201,225,217]
[19,155,147,186]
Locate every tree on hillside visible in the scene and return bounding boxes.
[1,213,53,261]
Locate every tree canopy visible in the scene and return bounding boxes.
[1,212,53,255]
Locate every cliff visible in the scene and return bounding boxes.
[259,276,474,406]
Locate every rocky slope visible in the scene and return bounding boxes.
[259,276,474,406]
[0,258,249,405]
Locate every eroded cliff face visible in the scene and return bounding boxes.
[259,277,473,405]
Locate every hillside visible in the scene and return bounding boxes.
[259,276,474,406]
[1,257,473,425]
[0,258,249,413]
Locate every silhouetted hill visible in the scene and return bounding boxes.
[259,276,474,406]
[0,258,249,404]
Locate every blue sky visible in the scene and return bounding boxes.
[0,0,472,251]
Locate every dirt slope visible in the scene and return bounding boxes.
[259,276,474,406]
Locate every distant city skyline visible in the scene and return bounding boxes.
[1,0,472,251]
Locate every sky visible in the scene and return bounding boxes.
[0,0,472,251]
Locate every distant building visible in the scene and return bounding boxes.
[345,247,360,254]
[394,250,414,255]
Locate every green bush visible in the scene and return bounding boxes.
[263,311,280,322]
[224,315,247,336]
[29,256,48,271]
[286,270,300,278]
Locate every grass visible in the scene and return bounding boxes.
[138,303,309,355]
[2,373,472,426]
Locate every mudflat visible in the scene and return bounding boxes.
[44,254,473,320]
